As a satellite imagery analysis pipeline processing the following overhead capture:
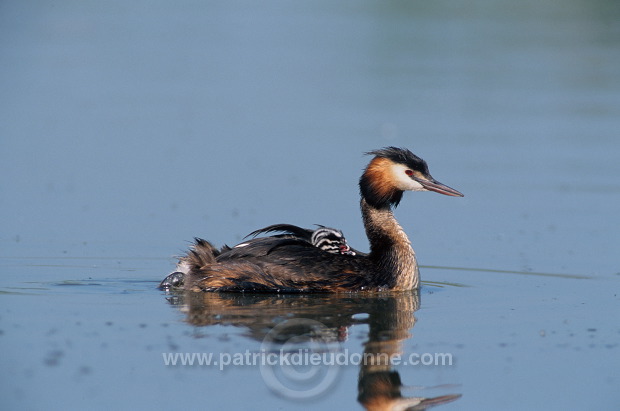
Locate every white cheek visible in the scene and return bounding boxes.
[391,164,426,191]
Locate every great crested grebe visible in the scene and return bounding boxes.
[158,225,354,289]
[166,147,463,293]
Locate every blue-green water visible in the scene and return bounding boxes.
[1,1,619,409]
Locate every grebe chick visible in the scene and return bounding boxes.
[158,225,355,290]
[244,224,356,255]
[172,147,463,293]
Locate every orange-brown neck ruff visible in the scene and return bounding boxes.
[359,157,403,209]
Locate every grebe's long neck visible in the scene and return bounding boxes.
[361,198,420,290]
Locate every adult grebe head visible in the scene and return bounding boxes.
[360,147,463,209]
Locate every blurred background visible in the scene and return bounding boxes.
[2,0,618,275]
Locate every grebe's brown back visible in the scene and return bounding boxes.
[169,147,463,293]
[158,224,354,289]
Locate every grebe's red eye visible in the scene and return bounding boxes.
[405,169,413,176]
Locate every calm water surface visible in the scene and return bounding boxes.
[1,1,619,410]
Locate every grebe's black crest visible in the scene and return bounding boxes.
[161,147,462,293]
[365,147,429,175]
